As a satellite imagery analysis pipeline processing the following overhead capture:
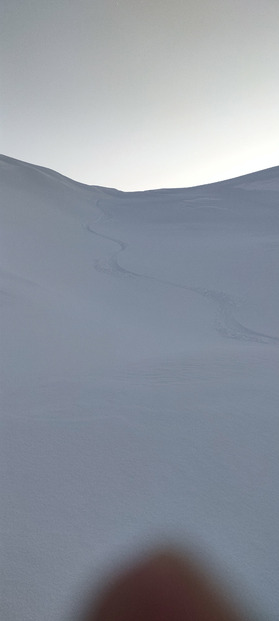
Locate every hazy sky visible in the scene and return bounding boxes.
[1,0,279,190]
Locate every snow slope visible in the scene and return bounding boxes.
[1,154,279,620]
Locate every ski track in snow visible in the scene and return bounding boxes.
[86,202,279,346]
[2,157,279,621]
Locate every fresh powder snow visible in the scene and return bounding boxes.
[1,154,279,620]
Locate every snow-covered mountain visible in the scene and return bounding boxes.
[1,154,279,620]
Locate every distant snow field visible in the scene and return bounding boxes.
[1,155,279,620]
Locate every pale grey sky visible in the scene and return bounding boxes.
[1,0,279,190]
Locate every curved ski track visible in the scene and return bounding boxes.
[86,202,279,346]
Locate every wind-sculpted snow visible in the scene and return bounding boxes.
[1,154,279,620]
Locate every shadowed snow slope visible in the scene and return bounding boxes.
[1,154,279,620]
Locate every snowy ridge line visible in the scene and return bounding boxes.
[86,215,279,346]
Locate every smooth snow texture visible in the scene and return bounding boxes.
[1,155,279,620]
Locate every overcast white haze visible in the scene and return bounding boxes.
[1,0,279,190]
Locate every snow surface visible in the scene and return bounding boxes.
[1,154,279,620]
